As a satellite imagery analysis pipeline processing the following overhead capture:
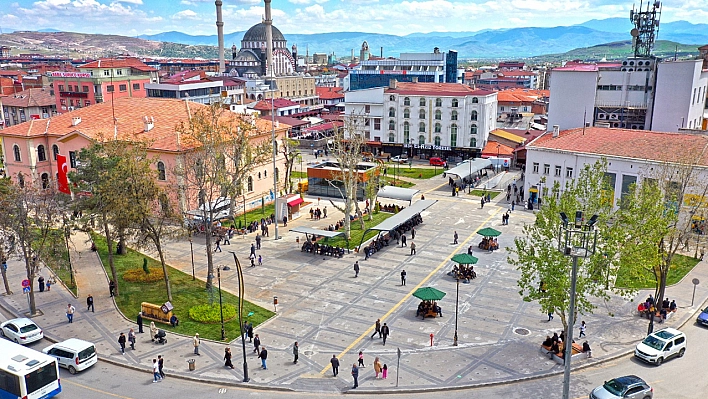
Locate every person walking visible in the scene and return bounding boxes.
[382,364,388,379]
[215,237,222,252]
[66,303,75,323]
[401,234,407,247]
[152,359,162,382]
[411,227,416,239]
[86,294,94,312]
[118,332,127,354]
[259,346,268,369]
[401,269,407,286]
[137,312,144,333]
[128,328,136,350]
[38,276,45,292]
[454,231,458,244]
[323,206,327,218]
[374,357,382,378]
[293,341,299,364]
[358,351,365,367]
[283,215,288,227]
[193,333,201,355]
[253,334,261,355]
[481,198,485,208]
[247,322,254,343]
[250,253,256,267]
[330,355,340,377]
[351,364,359,389]
[46,278,52,291]
[579,321,586,338]
[256,234,262,249]
[547,311,554,322]
[224,347,234,369]
[354,261,360,277]
[158,355,165,378]
[371,319,381,339]
[251,243,256,256]
[381,323,390,346]
[109,280,116,297]
[511,200,515,211]
[258,254,263,266]
[410,242,416,255]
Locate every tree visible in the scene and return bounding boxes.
[0,178,15,295]
[508,160,632,331]
[280,136,300,194]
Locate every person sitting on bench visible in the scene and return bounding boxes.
[582,341,592,358]
[435,305,443,317]
[170,315,179,327]
[542,335,553,347]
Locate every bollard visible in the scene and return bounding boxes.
[187,359,196,371]
[273,296,278,312]
[430,333,434,347]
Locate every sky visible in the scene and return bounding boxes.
[1,0,707,37]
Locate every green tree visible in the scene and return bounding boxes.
[281,136,300,194]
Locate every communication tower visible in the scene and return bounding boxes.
[630,1,662,58]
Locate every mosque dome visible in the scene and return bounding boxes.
[242,22,286,43]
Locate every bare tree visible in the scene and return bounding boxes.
[281,136,300,194]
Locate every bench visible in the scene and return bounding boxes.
[424,309,439,319]
[541,343,586,364]
[141,302,173,325]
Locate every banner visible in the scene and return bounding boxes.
[57,154,70,194]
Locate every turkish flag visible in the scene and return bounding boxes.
[57,154,70,194]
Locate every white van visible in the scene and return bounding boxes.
[43,338,98,374]
[634,327,686,366]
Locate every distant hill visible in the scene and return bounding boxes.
[531,40,699,62]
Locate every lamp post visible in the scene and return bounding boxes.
[229,252,249,382]
[263,80,281,240]
[496,143,501,173]
[217,266,225,341]
[189,236,195,280]
[454,276,460,346]
[558,211,598,399]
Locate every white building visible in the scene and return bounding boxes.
[547,58,708,133]
[145,71,245,105]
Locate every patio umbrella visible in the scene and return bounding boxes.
[451,253,478,265]
[477,227,502,237]
[412,287,446,301]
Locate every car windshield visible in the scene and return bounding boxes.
[703,307,708,313]
[20,324,38,333]
[602,380,626,396]
[79,346,96,360]
[642,335,666,351]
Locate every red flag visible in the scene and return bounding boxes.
[57,154,70,194]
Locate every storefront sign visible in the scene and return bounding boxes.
[51,72,92,78]
[403,144,452,151]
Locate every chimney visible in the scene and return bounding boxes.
[552,125,560,138]
[143,116,155,132]
[71,117,81,126]
[389,79,398,89]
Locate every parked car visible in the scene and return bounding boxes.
[390,155,409,164]
[634,327,686,366]
[429,157,445,166]
[696,306,708,326]
[590,375,653,399]
[0,317,44,345]
[43,338,98,374]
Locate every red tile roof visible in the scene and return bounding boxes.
[496,88,549,103]
[553,62,598,72]
[386,82,494,97]
[481,141,514,157]
[1,87,55,107]
[253,98,300,111]
[529,127,708,165]
[79,58,156,72]
[316,86,344,100]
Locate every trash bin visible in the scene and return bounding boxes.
[187,359,195,371]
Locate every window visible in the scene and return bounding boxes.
[388,107,395,117]
[388,120,395,130]
[364,105,371,113]
[566,167,573,178]
[85,101,91,107]
[471,110,478,121]
[470,137,477,147]
[403,108,410,118]
[119,84,127,92]
[0,368,21,396]
[52,144,59,160]
[543,164,550,174]
[419,97,425,106]
[13,145,21,162]
[555,165,561,176]
[470,124,477,135]
[41,173,50,189]
[472,97,478,104]
[69,151,77,168]
[597,85,623,91]
[419,109,425,119]
[106,85,114,92]
[133,83,140,90]
[388,133,395,142]
[419,122,426,133]
[451,110,458,121]
[157,161,166,181]
[116,69,123,76]
[418,135,425,145]
[532,162,539,173]
[450,124,457,147]
[452,98,459,107]
[403,122,410,143]
[435,98,442,107]
[435,123,441,133]
[247,176,254,192]
[435,110,442,120]
[83,85,89,92]
[59,85,65,91]
[264,169,267,178]
[103,70,111,76]
[37,145,47,162]
[434,136,441,146]
[374,118,381,130]
[403,97,410,106]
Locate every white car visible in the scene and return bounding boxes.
[390,155,409,164]
[0,317,44,345]
[43,338,98,374]
[634,327,686,366]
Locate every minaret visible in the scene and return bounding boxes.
[264,0,274,78]
[215,0,225,74]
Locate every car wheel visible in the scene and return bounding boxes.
[0,329,4,337]
[14,338,20,344]
[68,366,77,375]
[655,357,663,366]
[643,396,651,399]
[678,348,685,357]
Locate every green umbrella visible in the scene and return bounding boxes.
[451,253,478,265]
[412,287,447,301]
[477,227,502,237]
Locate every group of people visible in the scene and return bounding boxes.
[416,301,443,318]
[348,353,389,389]
[478,237,499,251]
[300,240,345,258]
[377,202,405,213]
[449,264,476,282]
[244,215,275,235]
[501,211,511,225]
[309,206,327,220]
[542,332,592,359]
[637,294,677,322]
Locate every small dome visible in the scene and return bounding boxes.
[242,22,286,43]
[233,50,260,62]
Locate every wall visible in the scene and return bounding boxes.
[547,70,598,131]
[652,60,707,132]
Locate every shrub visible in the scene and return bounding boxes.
[123,268,164,283]
[189,303,237,324]
[142,258,149,274]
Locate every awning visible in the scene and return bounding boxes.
[289,226,345,238]
[445,158,492,181]
[287,197,304,207]
[377,186,420,203]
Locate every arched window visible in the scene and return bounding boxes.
[434,110,441,120]
[247,176,254,192]
[388,107,395,117]
[471,124,478,135]
[435,98,442,107]
[418,135,425,145]
[157,161,166,180]
[37,145,46,162]
[52,144,59,160]
[472,97,479,104]
[389,120,395,130]
[451,110,458,121]
[419,122,426,133]
[258,172,262,180]
[41,173,49,189]
[274,168,279,180]
[403,122,410,143]
[403,108,410,118]
[388,133,395,142]
[470,137,477,147]
[13,145,21,162]
[471,110,478,121]
[419,97,426,106]
[434,136,441,146]
[451,124,458,147]
[264,169,267,178]
[419,109,425,119]
[435,123,441,133]
[389,95,395,101]
[403,97,410,106]
[452,98,459,107]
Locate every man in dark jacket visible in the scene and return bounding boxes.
[253,334,261,355]
[371,319,381,339]
[351,364,359,389]
[137,312,144,333]
[259,346,268,369]
[118,332,127,354]
[86,294,94,312]
[381,323,390,346]
[330,355,340,376]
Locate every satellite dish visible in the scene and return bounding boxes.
[630,28,639,37]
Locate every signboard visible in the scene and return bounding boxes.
[23,287,31,294]
[403,144,452,151]
[51,72,92,78]
[21,279,30,288]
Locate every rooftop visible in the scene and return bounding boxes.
[316,86,345,100]
[253,98,300,111]
[1,87,55,108]
[79,58,156,72]
[386,82,494,97]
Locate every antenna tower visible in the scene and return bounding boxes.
[629,1,662,58]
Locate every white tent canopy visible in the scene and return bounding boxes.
[445,159,492,181]
[377,186,421,203]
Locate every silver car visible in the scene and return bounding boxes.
[590,375,653,399]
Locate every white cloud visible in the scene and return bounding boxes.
[114,0,143,4]
[289,0,329,4]
[172,9,200,20]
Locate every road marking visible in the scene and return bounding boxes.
[319,208,502,375]
[63,379,134,399]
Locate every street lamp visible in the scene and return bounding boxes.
[558,211,598,399]
[496,143,501,173]
[261,79,281,240]
[454,275,460,346]
[189,236,195,280]
[229,252,249,382]
[216,266,225,341]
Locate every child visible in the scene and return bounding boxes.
[382,364,388,379]
[46,278,52,292]
[358,351,365,367]
[258,255,262,266]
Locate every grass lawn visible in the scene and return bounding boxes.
[290,171,308,179]
[91,234,274,341]
[38,229,77,296]
[325,212,393,249]
[225,203,276,230]
[469,190,502,199]
[615,254,701,289]
[379,176,415,188]
[384,165,444,179]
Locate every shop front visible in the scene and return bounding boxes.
[403,144,479,162]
